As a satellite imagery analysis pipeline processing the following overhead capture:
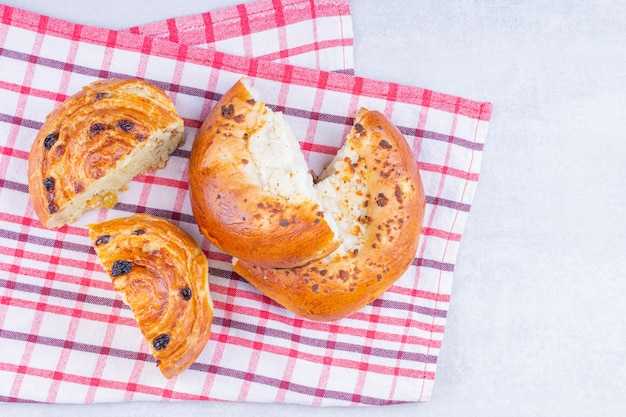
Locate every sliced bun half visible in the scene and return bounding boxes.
[189,79,340,268]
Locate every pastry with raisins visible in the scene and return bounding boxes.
[28,78,184,228]
[88,214,213,379]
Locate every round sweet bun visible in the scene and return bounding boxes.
[189,78,340,268]
[28,78,185,229]
[232,108,426,322]
[88,214,213,379]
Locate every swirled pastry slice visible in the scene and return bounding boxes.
[28,78,185,228]
[88,214,213,379]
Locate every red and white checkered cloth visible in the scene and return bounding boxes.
[0,1,491,406]
[127,0,353,73]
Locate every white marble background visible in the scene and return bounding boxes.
[1,1,625,416]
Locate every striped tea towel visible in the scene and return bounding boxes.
[0,1,491,406]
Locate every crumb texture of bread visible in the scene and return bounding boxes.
[28,78,185,229]
[88,214,213,379]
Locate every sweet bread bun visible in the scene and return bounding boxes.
[88,214,213,379]
[233,108,425,321]
[189,78,340,268]
[28,78,185,229]
[189,77,425,322]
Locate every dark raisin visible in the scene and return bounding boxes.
[89,123,107,135]
[95,92,109,100]
[43,177,55,192]
[152,333,170,351]
[379,139,392,149]
[118,119,134,132]
[95,235,111,246]
[354,123,364,133]
[311,284,319,293]
[234,114,244,123]
[181,287,192,300]
[394,185,403,203]
[48,203,58,213]
[43,133,59,150]
[279,218,290,227]
[111,260,132,276]
[134,134,147,142]
[246,98,256,105]
[221,104,234,119]
[375,193,389,207]
[132,229,145,235]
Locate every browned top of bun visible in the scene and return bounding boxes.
[88,214,213,379]
[28,78,184,228]
[233,109,426,322]
[189,79,339,268]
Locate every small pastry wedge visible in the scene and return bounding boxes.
[88,214,213,379]
[28,78,185,228]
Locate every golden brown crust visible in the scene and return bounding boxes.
[87,214,213,379]
[28,78,184,228]
[232,109,426,322]
[189,79,338,268]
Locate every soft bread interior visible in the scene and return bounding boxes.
[241,81,369,261]
[247,110,318,202]
[239,80,336,242]
[47,123,184,228]
[242,78,318,205]
[316,142,368,259]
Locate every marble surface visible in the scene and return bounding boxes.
[2,1,625,416]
